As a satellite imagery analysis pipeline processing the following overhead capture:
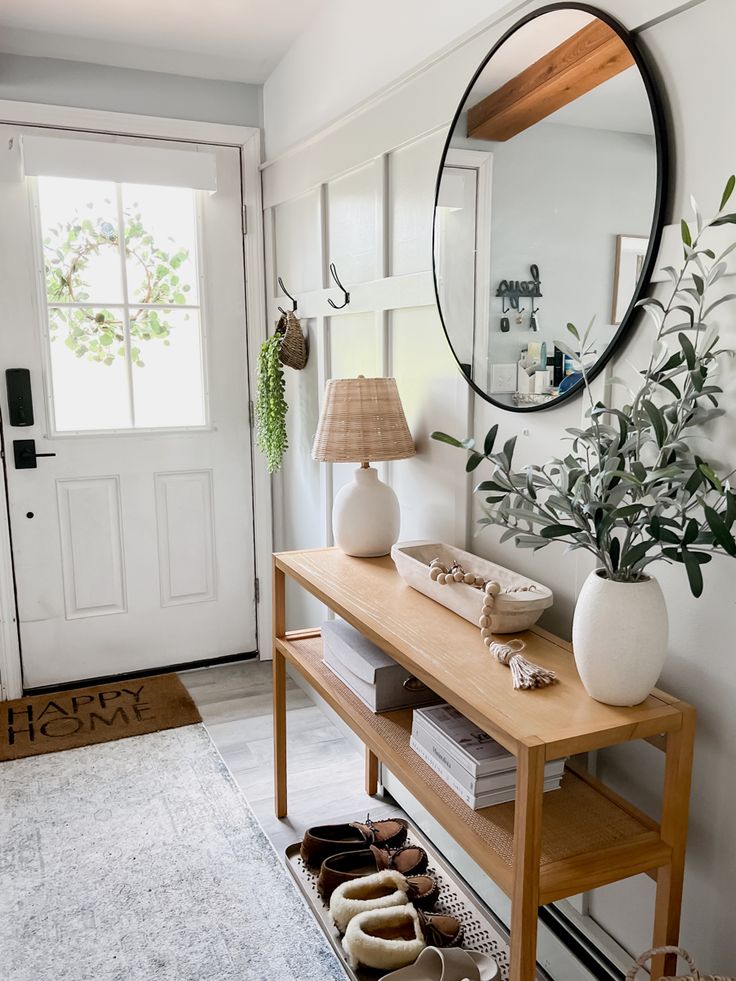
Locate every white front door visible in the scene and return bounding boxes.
[0,126,257,688]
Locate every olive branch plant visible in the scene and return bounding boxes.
[433,177,736,598]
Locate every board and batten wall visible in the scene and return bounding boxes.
[262,0,736,970]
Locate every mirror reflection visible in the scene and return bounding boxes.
[434,8,662,409]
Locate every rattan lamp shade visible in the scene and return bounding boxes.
[312,376,415,464]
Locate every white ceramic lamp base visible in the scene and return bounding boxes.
[333,464,400,557]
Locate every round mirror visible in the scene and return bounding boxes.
[433,3,667,411]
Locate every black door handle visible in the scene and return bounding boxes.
[13,439,56,470]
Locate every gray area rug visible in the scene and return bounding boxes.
[0,724,345,981]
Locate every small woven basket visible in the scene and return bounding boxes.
[627,946,734,981]
[276,311,308,369]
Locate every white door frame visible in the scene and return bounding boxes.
[0,100,272,699]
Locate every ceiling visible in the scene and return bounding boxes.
[0,0,332,84]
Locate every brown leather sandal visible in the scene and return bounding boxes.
[318,843,429,900]
[301,816,408,868]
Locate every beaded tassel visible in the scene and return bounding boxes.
[429,558,557,690]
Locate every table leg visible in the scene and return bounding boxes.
[651,705,696,979]
[273,563,287,818]
[365,747,379,796]
[509,742,545,981]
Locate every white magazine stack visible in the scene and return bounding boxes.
[410,703,566,810]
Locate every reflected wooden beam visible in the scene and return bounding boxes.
[467,20,635,142]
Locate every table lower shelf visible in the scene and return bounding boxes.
[276,629,672,906]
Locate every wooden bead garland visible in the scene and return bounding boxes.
[428,558,557,691]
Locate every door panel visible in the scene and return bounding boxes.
[154,469,216,607]
[0,126,256,687]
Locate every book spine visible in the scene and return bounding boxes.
[410,737,477,806]
[410,725,482,791]
[412,712,513,777]
[412,716,488,780]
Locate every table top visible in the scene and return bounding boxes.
[274,548,685,757]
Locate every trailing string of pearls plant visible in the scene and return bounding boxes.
[428,558,557,690]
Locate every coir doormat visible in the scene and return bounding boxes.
[0,673,201,762]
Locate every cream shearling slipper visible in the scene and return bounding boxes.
[329,869,410,933]
[381,945,501,981]
[342,903,426,971]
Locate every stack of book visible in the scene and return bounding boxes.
[410,703,566,810]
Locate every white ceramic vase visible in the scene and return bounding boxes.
[572,570,669,706]
[332,464,400,557]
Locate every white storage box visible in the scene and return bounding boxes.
[322,618,438,713]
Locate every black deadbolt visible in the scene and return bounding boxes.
[5,369,34,427]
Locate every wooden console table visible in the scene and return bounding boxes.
[272,548,694,981]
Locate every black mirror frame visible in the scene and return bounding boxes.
[432,2,669,413]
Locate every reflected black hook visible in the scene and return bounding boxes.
[327,262,351,310]
[277,275,298,316]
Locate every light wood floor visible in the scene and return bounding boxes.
[181,659,403,855]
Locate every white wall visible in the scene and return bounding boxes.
[0,53,261,127]
[262,0,736,970]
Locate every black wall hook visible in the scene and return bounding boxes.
[277,276,298,316]
[327,262,350,310]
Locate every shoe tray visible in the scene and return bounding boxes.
[285,819,519,981]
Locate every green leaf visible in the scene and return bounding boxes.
[642,399,666,448]
[566,322,580,340]
[431,431,464,448]
[720,175,736,211]
[704,505,736,555]
[678,332,696,370]
[702,294,736,319]
[609,537,620,572]
[466,452,485,473]
[620,540,655,569]
[680,219,692,247]
[725,490,736,529]
[476,480,510,493]
[683,518,699,545]
[483,425,498,456]
[514,535,550,550]
[682,547,704,597]
[692,273,705,295]
[539,524,580,539]
[656,378,681,399]
[502,436,517,468]
[699,462,723,492]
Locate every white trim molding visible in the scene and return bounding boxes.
[0,101,271,695]
[0,100,256,147]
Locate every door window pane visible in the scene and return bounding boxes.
[131,308,205,428]
[48,308,131,431]
[122,184,200,305]
[36,173,207,432]
[39,177,123,305]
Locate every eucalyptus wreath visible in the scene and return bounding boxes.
[434,177,736,597]
[256,334,288,473]
[44,203,191,367]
